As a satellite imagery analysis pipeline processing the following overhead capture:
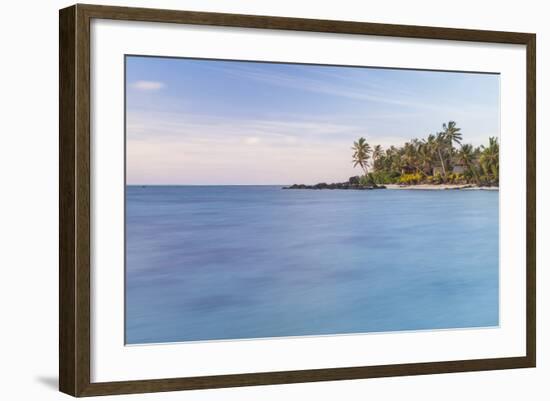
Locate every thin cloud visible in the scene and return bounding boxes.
[126,109,496,149]
[208,64,497,115]
[126,111,363,146]
[131,80,165,91]
[209,64,433,109]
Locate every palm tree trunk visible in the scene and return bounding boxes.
[437,148,447,178]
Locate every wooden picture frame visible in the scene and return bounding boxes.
[59,3,536,397]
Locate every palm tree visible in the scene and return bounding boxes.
[402,141,417,173]
[412,139,425,174]
[435,132,449,179]
[442,121,463,148]
[457,144,480,184]
[424,133,437,150]
[372,145,383,172]
[386,146,398,170]
[480,137,499,181]
[421,134,437,175]
[352,137,372,175]
[432,122,462,181]
[417,142,433,176]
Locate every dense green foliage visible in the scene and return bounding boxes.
[352,121,499,186]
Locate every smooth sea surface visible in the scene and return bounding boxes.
[125,186,499,344]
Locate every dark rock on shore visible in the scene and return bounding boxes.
[283,178,386,190]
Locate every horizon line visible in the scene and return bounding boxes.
[126,184,289,186]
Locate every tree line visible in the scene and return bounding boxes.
[351,121,499,186]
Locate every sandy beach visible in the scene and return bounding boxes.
[385,184,498,191]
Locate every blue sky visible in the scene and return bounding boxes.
[126,56,499,185]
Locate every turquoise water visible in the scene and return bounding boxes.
[125,186,499,344]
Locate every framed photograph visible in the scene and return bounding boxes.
[59,4,536,397]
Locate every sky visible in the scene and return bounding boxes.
[126,56,500,185]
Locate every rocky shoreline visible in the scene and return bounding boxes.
[283,177,385,190]
[283,183,385,190]
[282,177,498,191]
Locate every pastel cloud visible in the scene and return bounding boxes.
[131,80,165,91]
[244,137,261,145]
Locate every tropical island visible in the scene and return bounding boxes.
[283,121,499,190]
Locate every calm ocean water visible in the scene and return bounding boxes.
[125,186,499,344]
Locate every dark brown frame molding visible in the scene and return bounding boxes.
[59,3,536,397]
